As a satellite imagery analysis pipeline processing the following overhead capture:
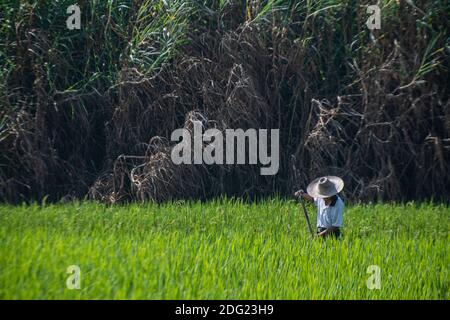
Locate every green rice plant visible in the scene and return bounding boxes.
[0,200,448,299]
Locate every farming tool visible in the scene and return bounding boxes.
[299,192,315,239]
[291,156,315,239]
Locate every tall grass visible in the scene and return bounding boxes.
[0,200,448,299]
[0,0,449,203]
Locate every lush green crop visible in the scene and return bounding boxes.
[0,200,448,299]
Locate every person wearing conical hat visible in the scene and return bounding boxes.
[294,176,344,239]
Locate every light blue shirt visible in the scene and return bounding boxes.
[314,196,344,228]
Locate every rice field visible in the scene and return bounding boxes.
[0,200,448,299]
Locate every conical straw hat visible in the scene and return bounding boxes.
[307,176,344,198]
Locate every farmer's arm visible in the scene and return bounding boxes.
[317,226,339,237]
[294,190,314,202]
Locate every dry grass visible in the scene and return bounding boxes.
[0,0,449,203]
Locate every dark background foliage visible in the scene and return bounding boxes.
[0,0,449,203]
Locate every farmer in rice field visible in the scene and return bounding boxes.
[295,176,344,239]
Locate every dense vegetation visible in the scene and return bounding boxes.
[1,1,449,203]
[0,200,448,299]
